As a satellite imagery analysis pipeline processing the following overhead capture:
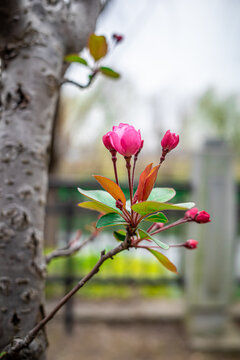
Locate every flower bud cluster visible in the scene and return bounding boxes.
[185,207,211,223]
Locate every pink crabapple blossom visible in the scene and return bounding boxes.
[161,130,179,152]
[108,123,142,157]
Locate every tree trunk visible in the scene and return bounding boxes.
[0,1,101,358]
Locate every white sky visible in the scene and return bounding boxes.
[96,0,240,97]
[64,0,240,153]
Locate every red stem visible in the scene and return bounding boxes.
[146,223,157,233]
[125,156,133,208]
[150,218,188,236]
[111,150,119,185]
[131,156,137,192]
[122,208,133,225]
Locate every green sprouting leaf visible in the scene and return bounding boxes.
[88,34,108,61]
[77,188,119,212]
[146,248,177,273]
[113,230,126,242]
[138,229,169,250]
[147,188,176,202]
[132,201,195,216]
[100,67,120,79]
[96,213,127,228]
[64,54,88,66]
[78,201,118,214]
[144,212,168,223]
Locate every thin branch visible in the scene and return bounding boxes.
[60,70,98,90]
[45,230,98,265]
[150,218,188,236]
[60,78,92,89]
[2,236,130,359]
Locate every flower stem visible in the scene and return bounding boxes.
[122,208,133,225]
[131,156,137,192]
[147,223,157,233]
[111,150,119,185]
[150,218,188,236]
[125,156,133,206]
[159,149,168,165]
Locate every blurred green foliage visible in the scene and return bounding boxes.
[45,251,181,299]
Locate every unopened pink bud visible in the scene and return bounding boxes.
[185,207,199,220]
[161,130,179,152]
[102,131,115,151]
[184,239,198,249]
[109,123,142,157]
[112,34,124,43]
[154,222,165,230]
[195,211,211,224]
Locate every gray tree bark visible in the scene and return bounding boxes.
[0,1,101,358]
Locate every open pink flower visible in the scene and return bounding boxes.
[109,123,142,157]
[161,130,179,152]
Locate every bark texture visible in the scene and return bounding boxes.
[0,1,101,358]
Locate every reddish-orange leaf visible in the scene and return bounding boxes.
[93,175,126,207]
[142,165,160,201]
[134,163,153,203]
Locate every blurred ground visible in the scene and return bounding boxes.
[47,321,240,360]
[46,299,240,360]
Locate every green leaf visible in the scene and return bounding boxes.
[132,201,195,216]
[113,230,126,242]
[88,34,108,61]
[144,212,168,223]
[147,248,177,273]
[78,201,118,214]
[138,229,169,250]
[174,202,195,209]
[77,188,119,212]
[64,54,88,66]
[96,213,127,228]
[147,188,176,202]
[100,67,120,79]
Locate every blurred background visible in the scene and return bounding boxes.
[45,1,240,359]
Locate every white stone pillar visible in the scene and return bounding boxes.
[185,140,238,350]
